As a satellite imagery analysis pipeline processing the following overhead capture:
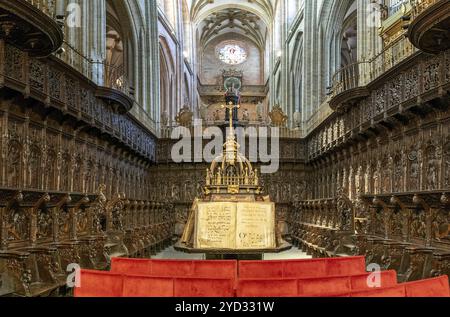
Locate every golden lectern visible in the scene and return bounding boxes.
[175,103,291,259]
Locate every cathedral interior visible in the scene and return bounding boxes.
[0,0,449,298]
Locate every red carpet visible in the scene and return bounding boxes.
[74,257,450,297]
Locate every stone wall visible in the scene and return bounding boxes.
[200,34,263,86]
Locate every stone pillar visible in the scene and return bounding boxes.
[301,0,318,122]
[148,0,161,126]
[88,0,106,86]
[280,0,289,119]
[357,0,383,83]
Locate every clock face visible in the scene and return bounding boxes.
[224,77,242,91]
[217,44,247,65]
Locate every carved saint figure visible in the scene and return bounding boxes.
[373,166,380,195]
[37,210,51,239]
[213,109,221,121]
[364,165,370,194]
[393,155,403,191]
[256,101,264,121]
[244,167,249,185]
[216,167,222,185]
[205,169,211,186]
[408,150,419,191]
[7,141,21,188]
[254,170,259,186]
[242,108,250,121]
[426,146,438,190]
[427,163,437,190]
[444,142,450,187]
[446,157,450,187]
[355,166,362,195]
[411,212,426,239]
[199,102,208,121]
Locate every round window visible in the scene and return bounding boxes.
[217,43,248,65]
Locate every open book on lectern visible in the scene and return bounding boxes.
[194,202,276,250]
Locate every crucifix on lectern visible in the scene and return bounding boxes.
[222,102,240,132]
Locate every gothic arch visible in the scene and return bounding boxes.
[105,0,145,96]
[291,31,303,116]
[159,36,176,126]
[318,0,357,97]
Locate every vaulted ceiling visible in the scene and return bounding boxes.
[191,0,273,24]
[191,0,272,49]
[198,8,267,48]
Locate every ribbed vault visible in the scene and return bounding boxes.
[192,0,272,51]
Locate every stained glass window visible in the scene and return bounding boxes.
[217,44,247,65]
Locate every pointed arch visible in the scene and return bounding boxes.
[159,36,176,126]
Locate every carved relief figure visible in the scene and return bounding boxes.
[381,157,391,193]
[85,160,94,193]
[426,145,439,190]
[391,210,403,237]
[373,162,380,195]
[410,212,426,240]
[355,165,363,195]
[199,103,208,121]
[408,150,419,191]
[445,142,450,187]
[256,101,264,121]
[28,145,41,189]
[60,151,71,191]
[7,140,21,188]
[242,108,250,121]
[393,154,403,192]
[37,210,52,240]
[431,210,449,241]
[364,164,370,194]
[8,209,28,241]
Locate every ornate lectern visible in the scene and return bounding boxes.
[175,101,291,260]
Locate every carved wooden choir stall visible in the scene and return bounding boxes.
[0,186,174,297]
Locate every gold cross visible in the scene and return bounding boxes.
[221,102,240,132]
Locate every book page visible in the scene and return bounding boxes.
[236,202,276,249]
[194,202,236,249]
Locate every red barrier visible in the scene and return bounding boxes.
[111,258,237,280]
[350,270,398,291]
[111,258,152,276]
[174,278,235,297]
[404,275,450,297]
[283,259,328,278]
[193,260,238,280]
[238,260,284,279]
[350,285,406,297]
[80,258,448,298]
[75,270,123,297]
[237,279,298,297]
[350,285,407,297]
[298,276,351,297]
[236,270,399,297]
[239,256,366,279]
[325,256,366,276]
[122,276,174,297]
[151,260,194,277]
